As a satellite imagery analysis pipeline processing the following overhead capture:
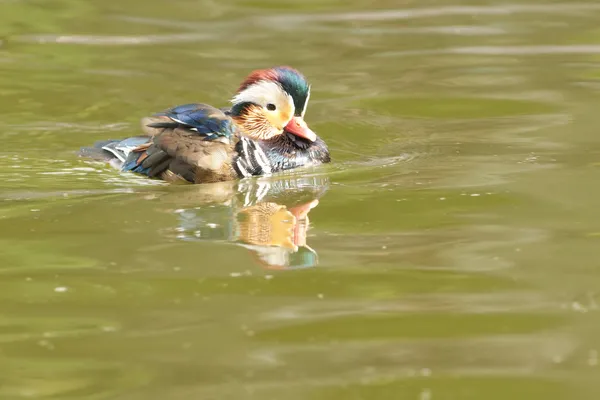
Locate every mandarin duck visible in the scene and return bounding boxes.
[80,66,330,183]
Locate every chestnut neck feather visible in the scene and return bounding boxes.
[230,101,277,140]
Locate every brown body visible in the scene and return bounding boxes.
[137,116,239,184]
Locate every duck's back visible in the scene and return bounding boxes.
[80,103,240,183]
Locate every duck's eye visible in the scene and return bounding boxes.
[266,103,276,111]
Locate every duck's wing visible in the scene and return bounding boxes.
[147,103,234,141]
[123,103,238,183]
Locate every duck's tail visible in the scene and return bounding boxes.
[78,136,150,170]
[78,139,120,160]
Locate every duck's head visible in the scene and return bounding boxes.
[230,66,316,142]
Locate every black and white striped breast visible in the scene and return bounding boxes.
[233,136,273,178]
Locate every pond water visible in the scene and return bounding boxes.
[1,0,600,399]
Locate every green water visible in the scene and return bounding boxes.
[2,0,600,399]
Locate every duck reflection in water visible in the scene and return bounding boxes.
[168,175,328,270]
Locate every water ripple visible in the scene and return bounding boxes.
[260,3,600,24]
[377,45,600,57]
[14,33,217,46]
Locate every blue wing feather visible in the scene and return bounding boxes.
[122,152,151,175]
[154,103,235,141]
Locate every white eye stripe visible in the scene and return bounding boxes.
[231,80,293,111]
